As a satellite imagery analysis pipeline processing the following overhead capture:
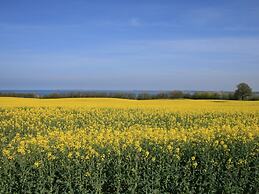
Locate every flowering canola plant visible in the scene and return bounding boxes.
[0,97,258,193]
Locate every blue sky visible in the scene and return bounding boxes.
[1,0,259,91]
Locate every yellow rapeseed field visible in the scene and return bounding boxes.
[1,97,259,112]
[0,97,258,193]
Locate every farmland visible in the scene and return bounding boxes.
[0,97,258,193]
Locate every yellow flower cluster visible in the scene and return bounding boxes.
[0,97,258,162]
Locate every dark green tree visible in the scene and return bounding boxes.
[234,83,252,100]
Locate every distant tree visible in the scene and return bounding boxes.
[156,92,169,99]
[234,83,252,100]
[169,91,184,99]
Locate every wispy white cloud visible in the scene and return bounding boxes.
[92,37,259,59]
[183,7,224,26]
[1,37,259,74]
[0,23,81,31]
[129,18,141,27]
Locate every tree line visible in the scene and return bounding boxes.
[0,83,258,100]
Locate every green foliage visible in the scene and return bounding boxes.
[0,141,258,193]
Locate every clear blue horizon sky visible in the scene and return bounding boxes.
[1,0,259,91]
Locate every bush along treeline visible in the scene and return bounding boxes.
[0,92,38,98]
